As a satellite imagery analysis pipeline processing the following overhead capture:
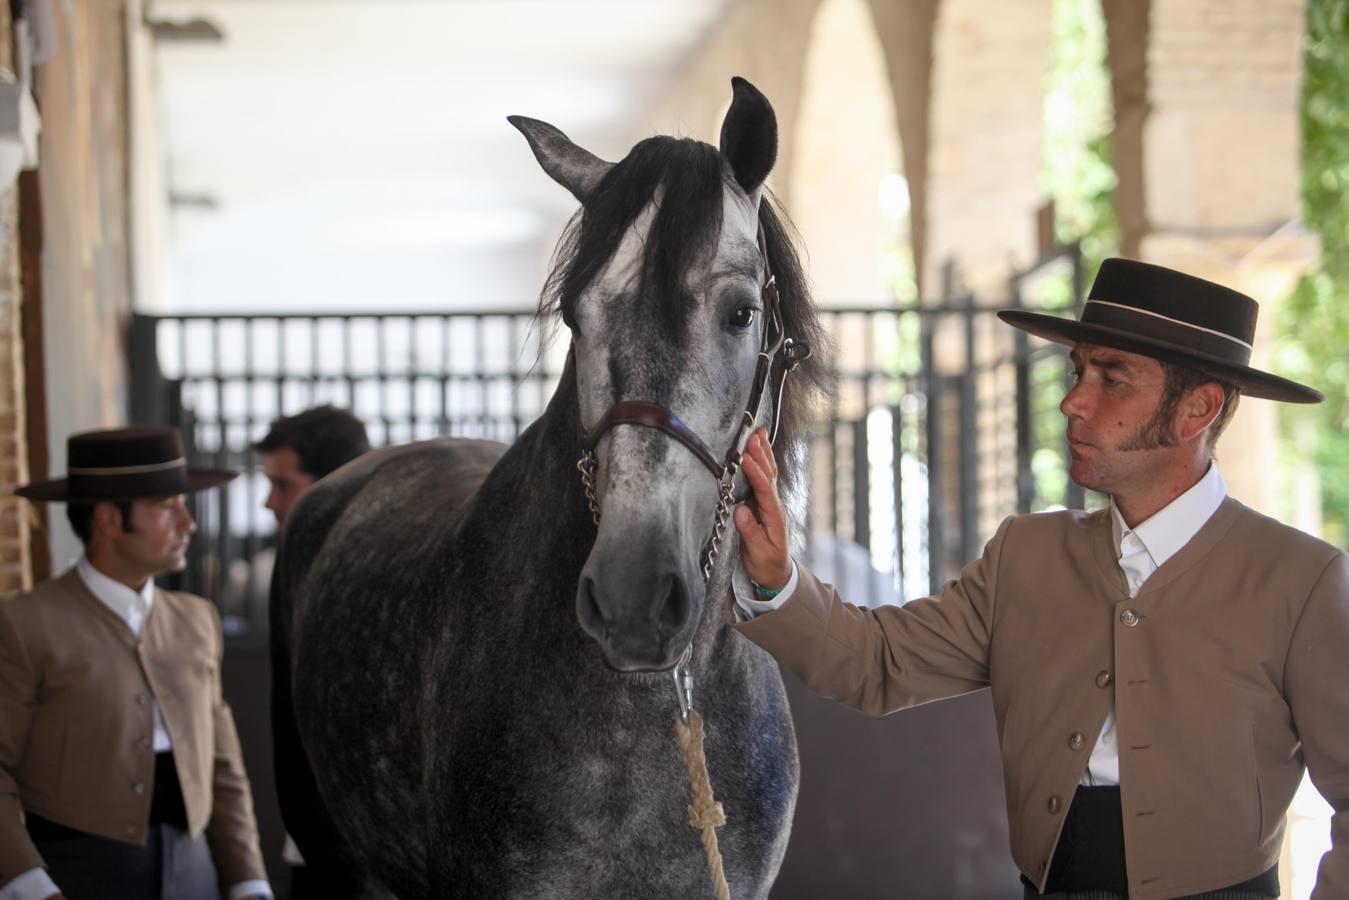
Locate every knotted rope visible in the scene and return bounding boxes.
[675,710,732,900]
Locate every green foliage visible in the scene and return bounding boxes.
[1034,0,1119,510]
[1279,0,1349,548]
[1043,0,1119,282]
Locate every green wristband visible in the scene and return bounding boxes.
[752,581,783,598]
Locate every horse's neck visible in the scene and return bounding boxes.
[459,356,595,586]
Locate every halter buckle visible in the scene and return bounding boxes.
[782,337,812,372]
[673,644,694,722]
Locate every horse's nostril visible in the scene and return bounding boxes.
[576,575,607,638]
[657,574,691,634]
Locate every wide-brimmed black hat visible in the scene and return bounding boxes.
[14,427,237,503]
[997,258,1322,403]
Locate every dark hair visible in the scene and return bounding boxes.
[1158,361,1240,453]
[67,501,134,544]
[545,136,726,338]
[251,405,371,479]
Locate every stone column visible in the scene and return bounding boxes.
[1104,0,1314,515]
[34,0,134,569]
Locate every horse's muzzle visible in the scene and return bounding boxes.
[576,568,693,671]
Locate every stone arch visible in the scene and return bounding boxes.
[787,0,907,305]
[864,0,941,296]
[922,0,1057,295]
[626,0,826,199]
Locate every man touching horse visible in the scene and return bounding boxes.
[732,259,1349,899]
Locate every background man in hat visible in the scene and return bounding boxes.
[0,427,271,900]
[732,259,1348,899]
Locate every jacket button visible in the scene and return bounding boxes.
[135,693,149,706]
[126,825,136,836]
[138,737,151,751]
[1096,669,1112,688]
[1048,795,1062,814]
[133,782,145,795]
[1120,609,1139,627]
[1069,732,1085,751]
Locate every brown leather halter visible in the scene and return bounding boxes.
[575,229,812,585]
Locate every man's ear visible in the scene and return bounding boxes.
[1181,381,1227,442]
[93,501,126,539]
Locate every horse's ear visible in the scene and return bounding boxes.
[719,77,778,198]
[508,116,613,204]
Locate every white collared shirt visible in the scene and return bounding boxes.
[77,558,172,752]
[1082,462,1227,785]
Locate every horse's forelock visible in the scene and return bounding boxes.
[539,136,728,337]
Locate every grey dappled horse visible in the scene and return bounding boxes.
[271,77,828,900]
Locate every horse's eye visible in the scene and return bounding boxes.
[729,307,756,329]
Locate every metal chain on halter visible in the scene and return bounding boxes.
[580,449,737,590]
[699,466,739,585]
[577,450,601,526]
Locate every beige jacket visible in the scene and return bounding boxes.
[0,570,267,889]
[733,499,1349,899]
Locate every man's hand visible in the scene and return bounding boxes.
[733,429,793,590]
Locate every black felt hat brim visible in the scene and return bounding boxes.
[13,468,237,503]
[998,309,1324,404]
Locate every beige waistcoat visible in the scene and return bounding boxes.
[0,570,266,889]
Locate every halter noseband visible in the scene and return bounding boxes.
[575,228,811,584]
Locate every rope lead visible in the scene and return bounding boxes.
[675,710,732,900]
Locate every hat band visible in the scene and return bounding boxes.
[66,463,193,500]
[68,457,187,476]
[1081,300,1253,365]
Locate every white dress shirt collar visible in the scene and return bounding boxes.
[76,557,155,637]
[1109,462,1228,573]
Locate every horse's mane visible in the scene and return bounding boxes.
[537,134,830,492]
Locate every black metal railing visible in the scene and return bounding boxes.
[130,247,1084,644]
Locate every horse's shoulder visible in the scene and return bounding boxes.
[282,437,505,559]
[339,436,507,478]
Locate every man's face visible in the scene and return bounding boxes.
[1060,343,1182,496]
[261,447,315,527]
[112,495,196,577]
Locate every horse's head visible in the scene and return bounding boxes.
[512,78,825,672]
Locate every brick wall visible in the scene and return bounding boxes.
[0,6,32,594]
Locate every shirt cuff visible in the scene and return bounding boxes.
[733,560,799,620]
[0,868,59,900]
[228,880,273,900]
